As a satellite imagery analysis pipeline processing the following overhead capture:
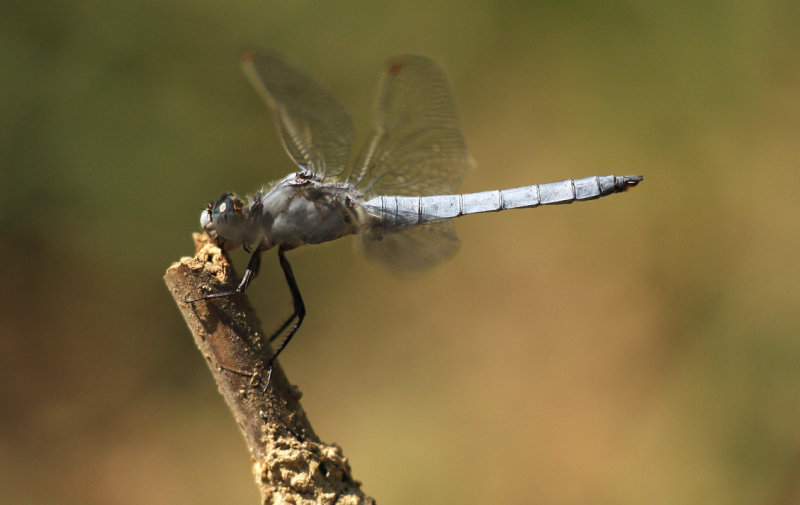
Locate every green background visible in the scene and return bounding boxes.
[2,1,799,504]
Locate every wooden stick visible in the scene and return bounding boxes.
[164,233,375,505]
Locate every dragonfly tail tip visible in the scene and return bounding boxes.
[619,175,643,189]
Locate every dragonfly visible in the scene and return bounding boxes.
[186,49,643,388]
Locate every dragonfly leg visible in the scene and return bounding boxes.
[184,250,262,303]
[263,248,306,391]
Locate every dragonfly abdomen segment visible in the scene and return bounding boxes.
[366,175,642,227]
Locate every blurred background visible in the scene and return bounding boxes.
[2,0,799,504]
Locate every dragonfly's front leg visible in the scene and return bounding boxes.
[184,250,262,303]
[263,247,306,390]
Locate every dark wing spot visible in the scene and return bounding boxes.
[387,61,404,76]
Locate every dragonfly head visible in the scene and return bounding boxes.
[201,193,248,250]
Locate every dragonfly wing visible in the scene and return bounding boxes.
[242,50,354,179]
[359,219,460,271]
[351,55,472,196]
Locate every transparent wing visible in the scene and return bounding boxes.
[359,219,461,271]
[242,50,354,179]
[350,55,472,196]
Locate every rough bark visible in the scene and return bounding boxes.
[164,233,375,505]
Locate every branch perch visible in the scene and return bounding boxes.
[164,233,375,505]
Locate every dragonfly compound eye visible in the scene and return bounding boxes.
[210,193,247,250]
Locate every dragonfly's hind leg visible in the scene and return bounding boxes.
[184,247,304,391]
[263,247,306,391]
[184,250,263,303]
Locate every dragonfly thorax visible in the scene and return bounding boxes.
[256,174,362,250]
